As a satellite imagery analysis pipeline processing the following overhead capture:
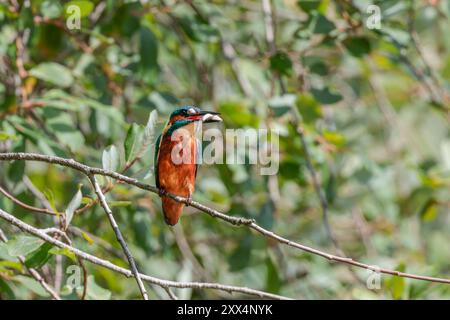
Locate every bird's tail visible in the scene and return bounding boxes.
[161,197,184,226]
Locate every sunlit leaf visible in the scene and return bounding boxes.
[29,63,74,88]
[6,236,44,257]
[102,145,119,172]
[49,247,77,262]
[124,123,144,164]
[64,1,94,18]
[65,187,82,229]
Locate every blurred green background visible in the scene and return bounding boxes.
[0,0,449,299]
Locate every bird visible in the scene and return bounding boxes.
[154,106,222,226]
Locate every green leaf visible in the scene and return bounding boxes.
[144,109,158,145]
[228,235,252,272]
[85,275,111,300]
[81,231,94,245]
[140,26,158,70]
[0,260,23,272]
[343,37,372,57]
[297,0,321,12]
[25,242,53,269]
[102,145,119,172]
[296,94,322,123]
[258,201,274,230]
[0,278,15,299]
[312,14,335,34]
[47,113,85,152]
[311,87,343,104]
[135,109,158,159]
[65,187,82,229]
[385,263,406,300]
[219,101,260,128]
[309,61,329,75]
[269,94,296,117]
[8,160,25,182]
[270,51,293,77]
[109,201,132,207]
[29,63,74,88]
[14,275,50,297]
[7,139,25,183]
[40,0,62,19]
[49,247,77,262]
[323,130,346,147]
[64,1,94,18]
[43,189,60,217]
[179,18,220,43]
[265,254,282,293]
[420,199,438,222]
[0,131,18,141]
[124,123,144,163]
[0,242,15,260]
[6,236,44,257]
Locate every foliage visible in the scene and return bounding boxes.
[0,0,449,300]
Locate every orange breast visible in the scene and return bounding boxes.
[157,123,198,225]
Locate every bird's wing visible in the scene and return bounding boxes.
[154,134,162,188]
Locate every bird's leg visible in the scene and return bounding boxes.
[185,194,193,206]
[158,188,167,197]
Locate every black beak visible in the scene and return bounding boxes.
[193,111,222,123]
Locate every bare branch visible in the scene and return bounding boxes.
[88,174,149,300]
[163,286,179,300]
[0,152,449,285]
[0,207,289,300]
[0,184,55,216]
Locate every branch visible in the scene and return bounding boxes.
[0,184,55,216]
[0,207,289,300]
[0,152,449,285]
[88,174,149,300]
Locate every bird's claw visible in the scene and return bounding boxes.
[158,188,167,197]
[185,195,193,206]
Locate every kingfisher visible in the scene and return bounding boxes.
[154,106,222,226]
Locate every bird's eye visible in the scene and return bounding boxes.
[187,108,196,115]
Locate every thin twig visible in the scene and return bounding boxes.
[0,152,449,284]
[0,207,289,300]
[88,174,149,300]
[163,286,179,300]
[0,184,55,216]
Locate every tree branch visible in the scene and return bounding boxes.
[0,184,55,216]
[0,207,289,300]
[0,152,449,285]
[88,174,149,300]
